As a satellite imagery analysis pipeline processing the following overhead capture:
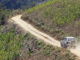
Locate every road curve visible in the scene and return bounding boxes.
[11,15,80,58]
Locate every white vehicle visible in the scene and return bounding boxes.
[61,37,77,48]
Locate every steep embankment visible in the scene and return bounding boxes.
[11,15,80,58]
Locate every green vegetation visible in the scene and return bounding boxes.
[0,27,77,60]
[0,28,24,60]
[25,0,58,13]
[0,6,23,59]
[22,0,80,40]
[0,3,12,25]
[0,0,79,60]
[0,19,77,60]
[0,9,12,25]
[0,0,47,9]
[19,33,77,60]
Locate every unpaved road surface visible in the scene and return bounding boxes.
[11,15,80,58]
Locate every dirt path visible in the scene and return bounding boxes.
[11,15,80,58]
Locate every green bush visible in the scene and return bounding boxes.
[0,30,24,60]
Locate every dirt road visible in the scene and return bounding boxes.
[11,15,80,58]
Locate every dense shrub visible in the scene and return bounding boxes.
[0,9,12,25]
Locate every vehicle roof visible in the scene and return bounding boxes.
[65,37,75,38]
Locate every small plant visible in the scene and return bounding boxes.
[43,45,54,55]
[36,41,44,49]
[28,48,33,56]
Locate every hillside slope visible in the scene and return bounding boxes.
[10,15,78,60]
[22,0,80,40]
[0,14,77,60]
